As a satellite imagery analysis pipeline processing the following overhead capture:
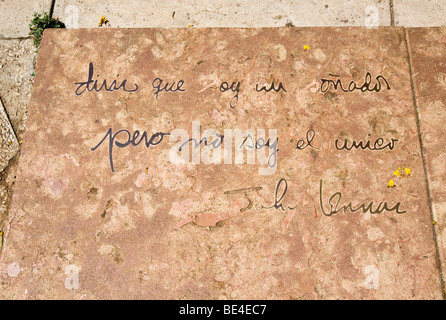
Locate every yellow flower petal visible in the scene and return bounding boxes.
[388,180,395,188]
[394,169,401,176]
[304,45,310,51]
[98,16,108,26]
[404,167,411,176]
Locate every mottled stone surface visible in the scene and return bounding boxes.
[0,0,53,38]
[394,1,446,27]
[0,38,36,139]
[0,27,443,299]
[0,97,19,172]
[407,27,446,285]
[0,38,37,267]
[53,0,391,28]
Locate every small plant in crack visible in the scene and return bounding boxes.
[29,12,65,51]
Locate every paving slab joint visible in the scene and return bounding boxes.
[0,36,33,41]
[389,0,395,26]
[49,0,56,19]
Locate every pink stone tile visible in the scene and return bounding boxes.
[407,27,446,289]
[0,27,443,299]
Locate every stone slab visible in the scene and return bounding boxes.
[53,0,391,28]
[0,0,53,38]
[0,27,443,299]
[407,27,446,288]
[394,0,446,27]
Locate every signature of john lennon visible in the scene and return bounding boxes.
[172,178,406,229]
